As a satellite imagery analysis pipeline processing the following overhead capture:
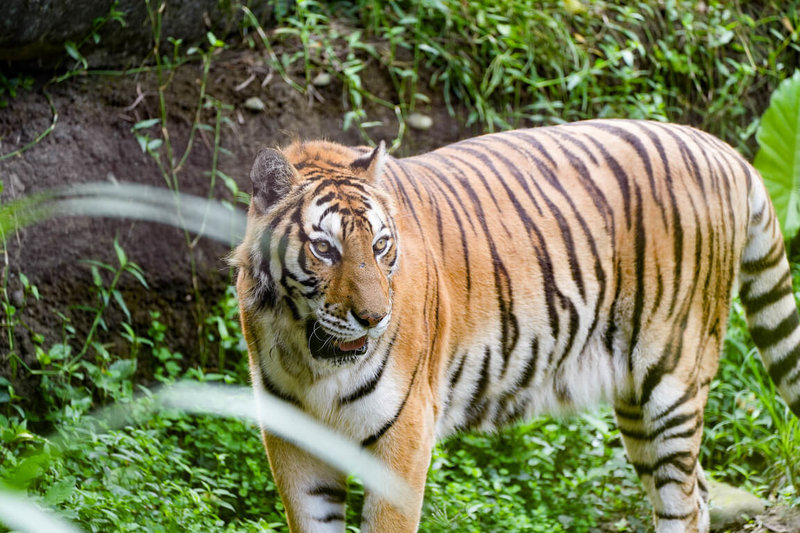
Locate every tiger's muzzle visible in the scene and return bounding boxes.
[305,320,370,363]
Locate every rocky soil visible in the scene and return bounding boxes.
[0,46,468,408]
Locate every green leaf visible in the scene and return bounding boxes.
[90,265,102,287]
[111,289,130,321]
[206,31,224,48]
[113,238,127,267]
[133,118,160,130]
[146,138,163,152]
[755,70,800,240]
[42,477,76,506]
[124,263,149,289]
[64,42,87,68]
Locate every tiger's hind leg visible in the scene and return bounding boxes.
[615,374,712,533]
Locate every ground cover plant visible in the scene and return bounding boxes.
[2,0,800,531]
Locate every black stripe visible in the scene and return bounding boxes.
[308,486,346,503]
[518,336,540,391]
[630,183,647,357]
[360,346,423,447]
[587,121,663,220]
[448,353,467,392]
[741,238,784,274]
[314,191,336,205]
[750,311,799,349]
[636,123,684,316]
[339,341,392,405]
[461,348,493,430]
[584,136,632,229]
[640,327,684,406]
[631,450,694,477]
[542,129,615,232]
[618,411,700,441]
[315,513,345,523]
[507,129,558,168]
[382,164,426,238]
[740,272,792,315]
[654,476,685,489]
[789,397,800,418]
[652,382,697,422]
[446,144,511,220]
[656,510,694,520]
[604,263,623,353]
[614,404,642,420]
[660,418,702,442]
[404,160,473,298]
[787,366,800,386]
[259,366,300,407]
[767,339,800,386]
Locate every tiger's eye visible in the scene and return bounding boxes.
[313,240,331,255]
[374,237,389,253]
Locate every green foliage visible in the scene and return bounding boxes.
[755,70,800,240]
[421,416,650,532]
[259,0,798,152]
[0,72,34,108]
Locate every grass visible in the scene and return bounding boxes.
[2,0,800,531]
[252,0,799,155]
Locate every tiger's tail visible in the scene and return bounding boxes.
[739,175,800,417]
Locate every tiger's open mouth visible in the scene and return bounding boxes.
[306,320,369,362]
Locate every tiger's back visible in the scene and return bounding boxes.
[385,120,754,439]
[235,119,800,533]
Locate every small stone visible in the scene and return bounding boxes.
[407,112,433,131]
[708,480,766,531]
[8,173,25,196]
[312,72,332,87]
[244,96,265,112]
[10,289,24,308]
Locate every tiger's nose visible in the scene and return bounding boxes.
[354,309,387,328]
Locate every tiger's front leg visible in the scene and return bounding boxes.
[263,432,348,533]
[360,396,436,533]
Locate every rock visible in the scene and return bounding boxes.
[708,480,766,530]
[312,72,332,87]
[407,112,433,131]
[244,96,266,112]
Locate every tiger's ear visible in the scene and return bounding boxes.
[350,141,387,183]
[250,148,297,214]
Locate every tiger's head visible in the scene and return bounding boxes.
[236,140,398,366]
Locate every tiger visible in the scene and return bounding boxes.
[231,119,800,533]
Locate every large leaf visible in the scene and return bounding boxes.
[755,69,800,240]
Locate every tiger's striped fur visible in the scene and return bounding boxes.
[232,119,800,533]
